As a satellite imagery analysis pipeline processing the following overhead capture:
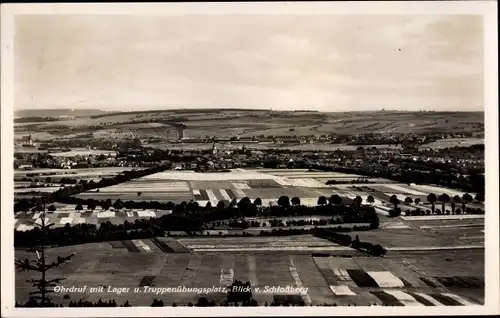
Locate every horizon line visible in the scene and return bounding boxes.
[14,107,485,113]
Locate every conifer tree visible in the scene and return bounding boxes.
[15,198,75,307]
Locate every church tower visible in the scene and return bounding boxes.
[212,142,218,155]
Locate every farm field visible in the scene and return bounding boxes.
[419,138,484,150]
[16,197,485,233]
[14,235,484,306]
[13,168,484,232]
[177,235,356,253]
[48,149,118,157]
[14,186,64,194]
[148,142,403,152]
[15,167,144,178]
[72,169,477,208]
[14,110,484,141]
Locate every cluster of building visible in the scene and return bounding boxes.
[14,133,483,177]
[14,152,140,171]
[171,131,475,145]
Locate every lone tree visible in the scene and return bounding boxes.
[461,193,473,211]
[329,194,343,206]
[195,297,216,307]
[75,203,83,211]
[87,200,97,211]
[217,200,226,210]
[317,196,327,206]
[475,192,485,203]
[427,193,437,213]
[351,196,363,213]
[238,197,252,209]
[254,197,262,208]
[186,200,200,213]
[101,201,110,211]
[15,199,75,307]
[230,198,238,208]
[47,205,56,213]
[354,196,363,206]
[151,298,164,307]
[438,193,450,214]
[367,195,375,205]
[389,195,400,209]
[227,280,253,304]
[404,197,413,205]
[414,198,421,205]
[237,197,256,217]
[291,197,301,206]
[277,196,290,209]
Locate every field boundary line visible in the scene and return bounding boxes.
[383,290,425,307]
[288,257,312,306]
[386,245,483,251]
[247,255,259,287]
[419,224,484,229]
[441,293,477,306]
[174,239,193,253]
[401,215,485,221]
[132,239,152,252]
[413,292,444,306]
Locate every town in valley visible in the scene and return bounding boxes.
[13,109,485,307]
[8,9,491,311]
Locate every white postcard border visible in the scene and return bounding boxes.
[1,1,498,317]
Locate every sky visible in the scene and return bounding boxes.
[14,14,484,111]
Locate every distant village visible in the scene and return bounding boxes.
[14,130,484,195]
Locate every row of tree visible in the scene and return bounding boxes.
[314,228,387,257]
[390,206,485,217]
[15,212,372,248]
[15,194,380,248]
[215,217,346,229]
[21,193,381,226]
[313,161,484,195]
[62,191,482,218]
[387,192,483,215]
[14,164,171,212]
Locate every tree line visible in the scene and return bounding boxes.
[15,203,378,248]
[14,164,170,212]
[18,193,381,224]
[312,161,484,195]
[386,192,484,217]
[314,228,387,257]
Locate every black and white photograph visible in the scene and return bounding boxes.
[1,1,498,317]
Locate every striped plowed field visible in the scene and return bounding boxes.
[15,232,484,307]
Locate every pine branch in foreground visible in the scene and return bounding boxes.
[15,202,75,307]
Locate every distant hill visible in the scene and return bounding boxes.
[13,109,484,140]
[15,109,109,118]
